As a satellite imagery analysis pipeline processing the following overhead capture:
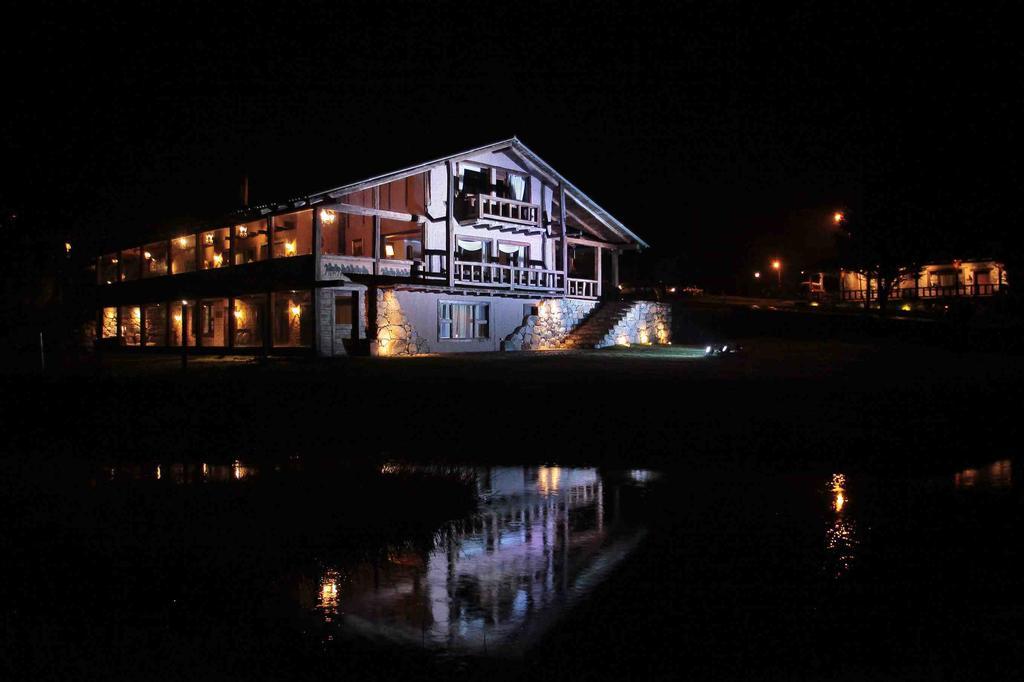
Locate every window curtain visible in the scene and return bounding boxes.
[508,174,527,201]
[457,239,483,251]
[497,243,523,254]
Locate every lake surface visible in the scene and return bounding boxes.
[5,455,1022,679]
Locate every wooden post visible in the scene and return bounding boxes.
[181,302,189,370]
[373,186,381,277]
[266,217,274,262]
[595,245,603,298]
[446,160,455,288]
[611,249,620,291]
[558,185,568,295]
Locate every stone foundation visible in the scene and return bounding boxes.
[501,298,599,351]
[375,289,431,356]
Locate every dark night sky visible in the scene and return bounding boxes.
[3,1,1021,289]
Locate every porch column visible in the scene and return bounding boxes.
[611,249,620,290]
[595,245,603,298]
[372,186,381,278]
[446,160,455,288]
[559,185,568,295]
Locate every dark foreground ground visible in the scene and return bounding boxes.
[3,336,1024,680]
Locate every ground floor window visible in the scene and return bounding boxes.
[233,295,265,347]
[199,299,229,347]
[120,305,141,345]
[143,303,166,346]
[272,290,312,347]
[101,307,117,338]
[168,301,196,347]
[439,301,489,340]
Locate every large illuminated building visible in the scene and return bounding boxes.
[92,138,669,355]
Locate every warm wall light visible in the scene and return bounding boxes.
[177,237,190,248]
[236,225,247,237]
[213,253,223,267]
[319,208,337,225]
[284,240,297,256]
[384,243,395,258]
[833,211,845,224]
[204,233,214,245]
[144,251,152,260]
[64,242,72,254]
[754,271,761,278]
[289,304,301,317]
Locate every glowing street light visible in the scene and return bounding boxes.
[753,271,761,279]
[771,259,782,287]
[833,211,845,224]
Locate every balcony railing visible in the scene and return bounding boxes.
[841,283,1003,301]
[464,194,540,226]
[567,278,599,298]
[453,260,563,292]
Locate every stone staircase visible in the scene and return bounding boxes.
[559,301,637,349]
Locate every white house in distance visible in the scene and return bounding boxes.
[93,138,672,356]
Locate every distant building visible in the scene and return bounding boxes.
[838,259,1008,304]
[92,138,670,355]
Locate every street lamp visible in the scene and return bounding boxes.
[771,259,781,287]
[833,211,845,225]
[753,271,761,279]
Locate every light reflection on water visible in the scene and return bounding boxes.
[312,465,649,653]
[825,473,858,579]
[953,459,1012,490]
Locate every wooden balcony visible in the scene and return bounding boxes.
[453,260,564,292]
[463,194,540,227]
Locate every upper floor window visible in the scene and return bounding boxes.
[271,210,312,258]
[141,242,168,278]
[119,248,141,281]
[201,227,231,269]
[171,235,196,274]
[497,242,528,267]
[234,219,268,265]
[99,254,119,284]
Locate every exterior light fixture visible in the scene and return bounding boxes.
[290,305,302,317]
[237,225,248,237]
[319,208,337,224]
[384,243,395,258]
[754,271,761,278]
[64,242,72,254]
[833,211,845,224]
[284,240,297,256]
[771,260,781,270]
[204,233,215,245]
[144,251,152,260]
[213,253,223,267]
[177,237,190,248]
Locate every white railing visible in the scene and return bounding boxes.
[454,260,564,291]
[568,278,599,298]
[466,194,540,226]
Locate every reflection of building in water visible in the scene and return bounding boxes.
[953,459,1012,490]
[101,460,258,484]
[825,473,858,579]
[313,466,644,653]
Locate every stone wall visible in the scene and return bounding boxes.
[603,301,672,347]
[501,298,598,351]
[375,289,431,356]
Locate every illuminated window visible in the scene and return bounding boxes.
[198,299,228,346]
[381,219,422,260]
[200,228,230,269]
[99,254,119,284]
[271,210,312,258]
[272,291,312,347]
[143,303,166,346]
[120,305,141,345]
[438,302,488,340]
[234,219,268,265]
[141,242,168,278]
[233,295,265,347]
[168,301,196,347]
[170,235,196,274]
[101,307,117,338]
[120,248,141,281]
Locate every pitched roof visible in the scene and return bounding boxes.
[296,137,648,248]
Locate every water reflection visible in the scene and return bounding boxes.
[312,465,648,653]
[953,459,1012,489]
[102,460,260,483]
[825,473,858,579]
